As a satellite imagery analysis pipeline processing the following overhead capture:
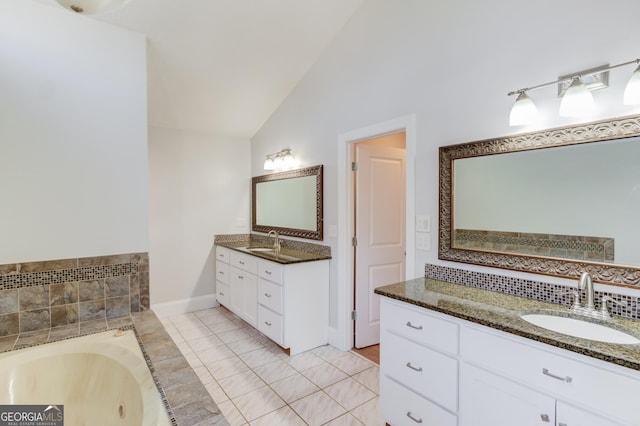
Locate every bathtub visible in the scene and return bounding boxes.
[0,329,172,426]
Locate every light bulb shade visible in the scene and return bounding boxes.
[509,92,538,126]
[263,157,274,170]
[282,152,295,169]
[55,0,132,15]
[273,155,284,170]
[623,64,640,105]
[559,78,594,117]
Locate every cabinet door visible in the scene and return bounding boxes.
[556,401,627,426]
[460,363,555,426]
[229,267,245,316]
[230,267,257,326]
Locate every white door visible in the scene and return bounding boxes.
[354,143,405,348]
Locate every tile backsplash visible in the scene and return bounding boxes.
[425,263,638,320]
[0,253,149,337]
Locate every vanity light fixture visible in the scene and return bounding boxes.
[508,57,640,126]
[263,149,297,171]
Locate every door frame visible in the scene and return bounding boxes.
[334,114,416,351]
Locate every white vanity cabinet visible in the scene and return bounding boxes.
[380,297,640,426]
[256,258,329,355]
[215,245,329,355]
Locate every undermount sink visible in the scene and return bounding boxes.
[242,247,302,262]
[520,312,640,345]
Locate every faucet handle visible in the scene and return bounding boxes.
[599,296,627,319]
[556,289,581,309]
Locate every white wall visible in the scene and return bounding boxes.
[148,127,250,310]
[0,1,148,264]
[251,0,640,347]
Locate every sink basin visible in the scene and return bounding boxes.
[244,247,275,253]
[241,247,302,262]
[520,313,640,345]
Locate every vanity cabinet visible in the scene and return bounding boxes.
[380,297,640,426]
[215,245,329,355]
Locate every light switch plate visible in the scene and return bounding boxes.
[416,232,431,250]
[416,215,431,232]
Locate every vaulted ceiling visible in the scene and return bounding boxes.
[35,0,364,138]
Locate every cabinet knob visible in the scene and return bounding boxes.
[265,321,272,326]
[540,414,550,422]
[219,271,224,275]
[219,292,224,296]
[238,276,244,280]
[406,321,423,330]
[405,362,423,372]
[406,412,423,423]
[239,261,245,265]
[264,292,272,298]
[265,270,272,275]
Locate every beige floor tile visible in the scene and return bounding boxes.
[327,352,373,375]
[323,413,364,426]
[239,347,281,368]
[249,406,307,426]
[217,400,248,426]
[352,366,380,394]
[188,334,224,352]
[270,373,319,403]
[168,312,203,329]
[349,396,384,426]
[232,386,286,421]
[197,343,235,364]
[203,379,229,404]
[227,337,265,355]
[290,391,346,426]
[209,318,243,334]
[287,351,325,372]
[253,359,297,384]
[311,344,345,361]
[180,323,215,341]
[217,327,256,344]
[204,355,250,380]
[217,370,266,399]
[324,378,376,411]
[302,362,348,389]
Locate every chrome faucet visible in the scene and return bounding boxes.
[267,230,281,254]
[568,272,625,320]
[578,272,595,312]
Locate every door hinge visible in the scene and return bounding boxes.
[351,161,358,171]
[352,236,358,247]
[351,310,358,320]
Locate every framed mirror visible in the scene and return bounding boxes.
[439,114,640,286]
[252,165,323,240]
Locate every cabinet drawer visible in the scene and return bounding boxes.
[258,305,283,345]
[462,325,640,422]
[381,298,459,355]
[215,260,229,284]
[258,279,283,314]
[230,251,258,274]
[216,282,229,306]
[258,260,283,285]
[215,246,230,263]
[382,330,458,412]
[380,375,457,426]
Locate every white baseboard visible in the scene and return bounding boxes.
[151,294,219,318]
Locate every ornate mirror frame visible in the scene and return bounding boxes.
[439,114,640,286]
[252,165,323,240]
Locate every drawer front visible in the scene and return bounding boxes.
[258,279,283,314]
[380,375,457,426]
[381,298,459,355]
[258,260,283,285]
[230,251,258,274]
[258,305,284,345]
[216,282,229,306]
[382,330,458,412]
[215,246,230,263]
[462,325,640,422]
[215,260,229,284]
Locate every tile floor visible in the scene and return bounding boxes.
[161,306,385,426]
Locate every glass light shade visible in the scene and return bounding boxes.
[263,157,274,170]
[273,155,284,170]
[623,64,640,105]
[559,78,594,117]
[509,92,538,126]
[282,151,296,170]
[55,0,131,15]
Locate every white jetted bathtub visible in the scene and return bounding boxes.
[0,329,172,426]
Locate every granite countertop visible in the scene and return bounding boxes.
[216,240,331,264]
[375,278,640,371]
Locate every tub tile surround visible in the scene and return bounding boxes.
[0,253,150,337]
[0,310,226,426]
[425,263,639,319]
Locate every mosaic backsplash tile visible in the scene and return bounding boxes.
[425,263,638,320]
[0,253,149,337]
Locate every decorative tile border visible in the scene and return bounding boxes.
[425,263,638,319]
[453,229,614,262]
[0,253,149,337]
